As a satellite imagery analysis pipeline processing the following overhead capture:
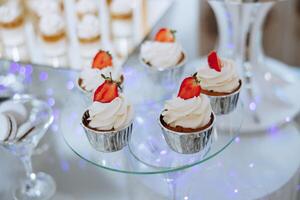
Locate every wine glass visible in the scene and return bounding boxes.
[208,0,293,132]
[0,94,55,200]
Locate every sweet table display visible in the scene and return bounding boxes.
[0,0,299,199]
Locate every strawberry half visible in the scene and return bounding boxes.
[208,51,222,72]
[178,75,201,100]
[154,28,176,43]
[93,74,120,103]
[92,50,113,70]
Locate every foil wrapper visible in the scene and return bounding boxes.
[208,81,242,115]
[159,113,215,154]
[81,111,133,152]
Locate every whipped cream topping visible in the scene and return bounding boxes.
[197,58,240,93]
[110,0,132,15]
[39,13,65,36]
[140,41,183,69]
[30,0,61,17]
[0,1,22,24]
[162,95,212,129]
[80,67,121,92]
[88,95,134,131]
[77,15,100,40]
[76,0,98,16]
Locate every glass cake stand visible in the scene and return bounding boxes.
[61,95,243,199]
[61,54,244,199]
[61,97,243,174]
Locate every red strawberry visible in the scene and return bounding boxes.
[178,75,201,100]
[93,74,120,103]
[92,50,113,70]
[154,28,176,43]
[208,51,222,72]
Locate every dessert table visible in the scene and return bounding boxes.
[0,0,300,199]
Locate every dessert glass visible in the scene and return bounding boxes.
[81,110,133,152]
[0,94,55,200]
[0,1,29,62]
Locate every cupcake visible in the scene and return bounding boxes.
[38,13,68,66]
[77,15,101,59]
[81,77,134,152]
[75,0,98,19]
[140,28,186,71]
[159,75,215,154]
[0,1,29,61]
[109,0,133,38]
[140,28,186,87]
[196,51,242,115]
[78,50,123,95]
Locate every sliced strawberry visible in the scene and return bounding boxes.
[92,50,113,70]
[208,51,222,72]
[154,28,176,43]
[93,80,119,103]
[178,75,201,100]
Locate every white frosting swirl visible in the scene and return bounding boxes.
[110,0,132,15]
[162,95,212,129]
[39,13,65,36]
[76,0,98,16]
[77,15,100,40]
[80,67,121,92]
[140,41,183,69]
[0,1,22,24]
[88,95,134,131]
[196,58,240,93]
[30,0,61,17]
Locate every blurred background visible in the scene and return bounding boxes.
[199,0,300,66]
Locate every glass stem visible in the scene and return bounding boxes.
[169,180,177,200]
[20,155,36,184]
[164,173,178,200]
[250,3,274,67]
[234,3,261,123]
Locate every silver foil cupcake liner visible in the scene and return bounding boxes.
[81,111,133,152]
[208,80,242,115]
[159,113,215,154]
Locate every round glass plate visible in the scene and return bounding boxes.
[61,91,243,174]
